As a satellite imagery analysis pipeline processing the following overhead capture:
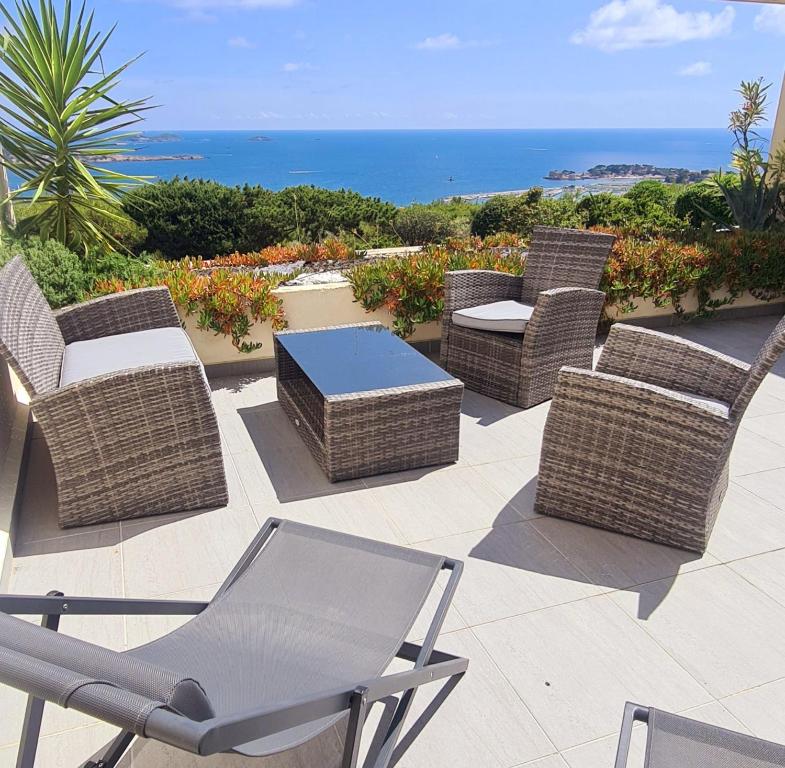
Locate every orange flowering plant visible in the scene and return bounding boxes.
[348,240,525,338]
[92,260,288,353]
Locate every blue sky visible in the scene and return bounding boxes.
[98,0,785,129]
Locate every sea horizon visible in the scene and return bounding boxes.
[99,127,757,206]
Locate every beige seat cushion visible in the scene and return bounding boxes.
[452,300,535,334]
[60,327,200,387]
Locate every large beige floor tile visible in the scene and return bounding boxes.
[417,523,601,627]
[709,484,785,562]
[233,442,363,504]
[743,389,785,419]
[741,413,785,448]
[260,486,407,544]
[610,566,785,698]
[372,466,522,543]
[121,505,259,598]
[0,722,122,768]
[734,467,785,511]
[723,678,785,745]
[366,629,555,768]
[473,595,711,750]
[728,549,785,608]
[531,517,716,595]
[519,756,569,768]
[471,456,541,520]
[561,701,749,768]
[729,429,785,478]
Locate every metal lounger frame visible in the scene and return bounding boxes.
[1,518,468,768]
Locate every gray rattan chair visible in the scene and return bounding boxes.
[440,226,615,408]
[535,316,785,552]
[615,702,785,768]
[0,518,468,768]
[0,255,227,528]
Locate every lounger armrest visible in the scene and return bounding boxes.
[153,652,469,755]
[597,324,750,404]
[55,287,180,343]
[0,594,208,616]
[443,270,523,314]
[554,366,733,422]
[614,703,650,768]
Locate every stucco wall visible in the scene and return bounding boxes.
[0,359,30,589]
[183,281,780,366]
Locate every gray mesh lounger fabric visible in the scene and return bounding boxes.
[0,520,451,763]
[645,708,785,768]
[129,520,445,756]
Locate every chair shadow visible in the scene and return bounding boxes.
[459,388,525,427]
[470,477,704,620]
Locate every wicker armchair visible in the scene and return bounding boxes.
[441,226,616,408]
[0,256,227,528]
[535,317,785,552]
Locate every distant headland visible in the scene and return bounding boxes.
[100,153,204,162]
[546,164,714,184]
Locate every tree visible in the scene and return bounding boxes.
[712,78,785,231]
[0,0,153,250]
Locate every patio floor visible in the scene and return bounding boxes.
[2,316,785,768]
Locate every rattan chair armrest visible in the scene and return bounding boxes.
[54,287,180,343]
[31,361,211,455]
[443,270,523,313]
[555,366,733,422]
[597,323,750,404]
[533,286,606,317]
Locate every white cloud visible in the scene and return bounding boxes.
[679,60,711,77]
[282,61,315,72]
[416,33,461,50]
[571,0,734,52]
[754,4,785,36]
[414,32,492,51]
[228,35,255,48]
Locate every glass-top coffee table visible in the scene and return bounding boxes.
[274,322,464,482]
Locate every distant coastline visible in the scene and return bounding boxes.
[546,164,713,184]
[99,153,204,162]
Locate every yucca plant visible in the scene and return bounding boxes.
[0,0,153,250]
[712,78,785,231]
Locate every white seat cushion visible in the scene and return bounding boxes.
[452,300,534,334]
[673,389,730,417]
[60,327,200,387]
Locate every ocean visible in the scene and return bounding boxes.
[104,128,738,206]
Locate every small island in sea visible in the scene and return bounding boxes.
[99,153,204,162]
[546,164,714,184]
[129,132,182,143]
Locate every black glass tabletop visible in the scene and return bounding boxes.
[275,324,456,396]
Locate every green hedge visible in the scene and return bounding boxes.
[0,236,157,308]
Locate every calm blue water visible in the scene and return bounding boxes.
[101,129,738,205]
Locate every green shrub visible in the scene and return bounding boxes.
[125,180,399,257]
[125,178,249,259]
[674,183,733,228]
[577,181,684,236]
[471,188,585,237]
[393,205,459,245]
[0,236,86,307]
